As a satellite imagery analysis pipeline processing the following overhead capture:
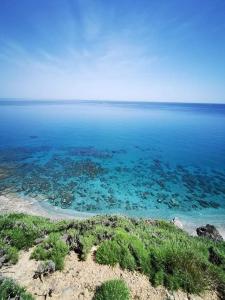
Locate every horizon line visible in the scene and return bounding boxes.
[0,97,225,105]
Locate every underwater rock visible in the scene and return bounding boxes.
[0,166,13,180]
[169,198,180,208]
[197,199,210,208]
[60,191,73,208]
[208,201,220,208]
[1,145,225,214]
[29,135,38,139]
[196,224,223,242]
[197,199,220,209]
[67,146,113,159]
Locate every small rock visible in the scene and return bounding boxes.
[196,224,223,242]
[61,287,74,299]
[171,217,183,229]
[33,260,56,280]
[165,290,175,300]
[0,255,8,264]
[34,237,45,245]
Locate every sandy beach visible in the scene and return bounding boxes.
[0,194,91,220]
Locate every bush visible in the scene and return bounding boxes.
[78,234,96,260]
[6,246,19,264]
[0,240,19,265]
[31,233,69,270]
[96,240,123,266]
[0,277,34,300]
[93,279,130,300]
[149,241,211,293]
[0,213,64,253]
[96,232,149,273]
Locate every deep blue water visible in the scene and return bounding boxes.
[0,100,225,225]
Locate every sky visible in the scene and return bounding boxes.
[0,0,225,103]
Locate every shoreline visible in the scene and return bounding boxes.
[0,194,225,238]
[0,194,92,220]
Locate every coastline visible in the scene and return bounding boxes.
[0,194,92,220]
[1,194,225,239]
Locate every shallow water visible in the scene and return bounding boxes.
[0,100,225,226]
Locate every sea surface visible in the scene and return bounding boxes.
[0,100,225,227]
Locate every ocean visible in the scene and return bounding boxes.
[0,100,225,229]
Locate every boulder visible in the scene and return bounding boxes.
[196,224,223,242]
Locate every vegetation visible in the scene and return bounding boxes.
[93,279,130,300]
[96,231,150,273]
[0,213,225,297]
[0,277,34,300]
[31,233,69,270]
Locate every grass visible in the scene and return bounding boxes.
[0,277,34,300]
[93,279,130,300]
[0,213,225,297]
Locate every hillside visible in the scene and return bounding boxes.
[0,214,225,299]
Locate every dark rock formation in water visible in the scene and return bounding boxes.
[0,145,224,213]
[196,224,223,242]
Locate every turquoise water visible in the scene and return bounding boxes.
[0,100,225,225]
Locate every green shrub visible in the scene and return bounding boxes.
[6,246,19,264]
[78,234,96,260]
[95,240,121,266]
[0,277,34,300]
[128,237,150,274]
[0,213,59,251]
[31,233,69,270]
[2,227,39,250]
[96,232,149,273]
[149,241,211,293]
[0,240,19,265]
[93,279,130,300]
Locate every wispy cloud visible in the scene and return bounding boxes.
[0,0,225,102]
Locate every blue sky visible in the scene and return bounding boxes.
[0,0,225,102]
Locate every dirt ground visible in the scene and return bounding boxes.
[2,247,219,300]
